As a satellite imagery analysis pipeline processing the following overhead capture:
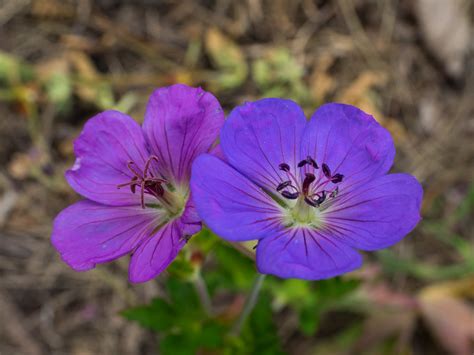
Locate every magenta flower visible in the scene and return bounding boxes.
[52,84,224,283]
[191,99,423,280]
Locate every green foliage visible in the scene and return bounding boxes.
[252,48,309,103]
[123,229,362,353]
[207,241,256,291]
[166,252,195,280]
[122,274,285,354]
[231,293,284,355]
[270,277,360,335]
[122,277,225,355]
[192,229,256,292]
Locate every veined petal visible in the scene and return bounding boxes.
[301,103,395,188]
[179,197,202,236]
[191,154,284,242]
[128,220,187,283]
[143,84,224,185]
[256,227,362,280]
[51,200,162,271]
[322,173,423,251]
[66,110,153,206]
[221,98,307,191]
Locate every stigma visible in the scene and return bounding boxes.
[276,156,343,208]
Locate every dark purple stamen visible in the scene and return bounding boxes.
[308,157,318,169]
[276,156,342,208]
[117,156,167,209]
[322,163,331,178]
[277,180,292,191]
[331,173,344,184]
[281,191,300,199]
[297,156,319,169]
[304,196,318,207]
[305,191,327,207]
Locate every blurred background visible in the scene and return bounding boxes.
[0,0,473,354]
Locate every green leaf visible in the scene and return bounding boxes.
[160,333,197,355]
[123,276,226,353]
[121,297,173,332]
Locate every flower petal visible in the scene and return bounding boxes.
[191,154,284,242]
[210,143,225,160]
[323,173,423,251]
[143,84,224,185]
[256,227,363,280]
[301,103,395,188]
[221,98,307,191]
[128,220,186,283]
[51,200,162,271]
[179,197,202,236]
[66,110,152,206]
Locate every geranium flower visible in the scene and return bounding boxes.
[191,99,422,280]
[52,84,224,283]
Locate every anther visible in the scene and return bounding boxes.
[304,196,318,207]
[331,173,344,184]
[281,191,299,199]
[297,156,318,169]
[279,163,290,172]
[297,159,307,168]
[277,180,292,191]
[308,157,318,169]
[322,163,331,178]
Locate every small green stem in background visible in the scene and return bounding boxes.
[193,271,213,316]
[231,273,266,336]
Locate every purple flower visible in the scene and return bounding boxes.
[52,84,224,283]
[191,99,423,280]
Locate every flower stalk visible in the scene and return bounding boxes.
[193,271,213,316]
[231,273,266,335]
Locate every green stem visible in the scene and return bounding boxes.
[193,272,213,316]
[231,273,266,335]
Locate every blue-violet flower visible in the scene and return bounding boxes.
[191,99,423,280]
[52,84,224,283]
